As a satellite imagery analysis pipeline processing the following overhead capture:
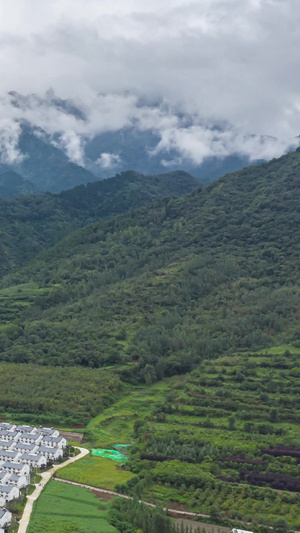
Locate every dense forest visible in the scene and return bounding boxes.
[0,149,299,373]
[0,363,122,425]
[0,169,199,277]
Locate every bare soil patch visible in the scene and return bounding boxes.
[175,519,230,533]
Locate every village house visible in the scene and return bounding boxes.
[0,484,20,507]
[41,435,67,449]
[35,427,60,438]
[13,442,38,454]
[0,431,20,443]
[18,433,42,445]
[0,450,20,463]
[20,453,47,469]
[0,508,12,533]
[0,441,14,451]
[0,473,9,486]
[0,424,16,432]
[1,462,30,477]
[6,473,28,489]
[37,446,63,461]
[16,426,36,434]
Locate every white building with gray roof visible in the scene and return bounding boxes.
[41,435,67,449]
[0,484,20,507]
[13,442,38,454]
[0,450,20,463]
[37,446,63,461]
[0,431,20,442]
[20,453,47,469]
[7,473,28,489]
[35,427,59,437]
[18,433,42,445]
[0,507,12,533]
[1,462,30,476]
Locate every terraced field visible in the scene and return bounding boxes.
[114,349,300,530]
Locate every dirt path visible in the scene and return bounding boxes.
[17,446,90,533]
[54,477,210,519]
[21,461,300,533]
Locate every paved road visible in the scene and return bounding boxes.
[17,446,90,533]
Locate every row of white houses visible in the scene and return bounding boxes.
[0,423,68,531]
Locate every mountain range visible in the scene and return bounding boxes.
[0,147,299,369]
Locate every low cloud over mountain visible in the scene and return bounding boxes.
[0,0,299,184]
[0,91,298,183]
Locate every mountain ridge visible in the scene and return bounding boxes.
[0,148,299,369]
[0,169,200,278]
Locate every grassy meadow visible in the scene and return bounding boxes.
[57,455,135,491]
[27,480,117,533]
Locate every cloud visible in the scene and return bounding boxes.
[151,121,299,164]
[96,152,122,169]
[57,131,85,166]
[0,119,25,164]
[0,0,299,166]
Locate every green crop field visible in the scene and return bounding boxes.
[27,480,117,533]
[57,455,136,490]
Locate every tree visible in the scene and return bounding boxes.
[144,364,157,386]
[228,415,236,430]
[273,518,289,533]
[269,408,279,423]
[210,506,220,522]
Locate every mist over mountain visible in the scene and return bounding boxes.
[84,126,253,182]
[0,121,98,194]
[0,90,298,196]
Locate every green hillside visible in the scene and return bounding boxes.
[117,351,300,529]
[0,149,299,371]
[0,169,199,278]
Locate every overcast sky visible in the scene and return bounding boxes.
[0,0,299,165]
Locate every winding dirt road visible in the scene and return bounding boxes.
[17,446,90,533]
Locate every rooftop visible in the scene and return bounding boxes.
[0,484,16,493]
[2,462,25,470]
[0,508,10,519]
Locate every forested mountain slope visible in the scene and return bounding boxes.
[0,169,199,278]
[0,149,299,371]
[0,171,39,199]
